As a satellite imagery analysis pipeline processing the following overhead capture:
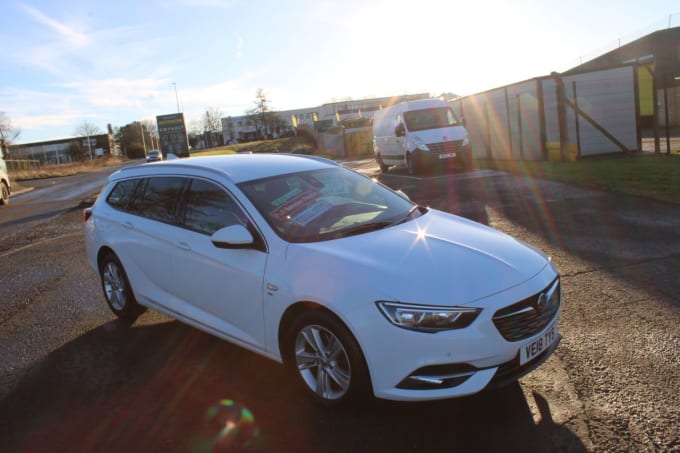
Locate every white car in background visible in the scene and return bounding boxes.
[145,149,163,162]
[0,148,11,205]
[83,154,561,406]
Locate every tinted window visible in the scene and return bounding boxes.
[106,179,142,211]
[133,177,185,223]
[183,179,245,235]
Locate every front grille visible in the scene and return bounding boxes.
[426,140,464,156]
[492,278,560,342]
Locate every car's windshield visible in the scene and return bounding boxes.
[404,107,459,131]
[238,167,420,243]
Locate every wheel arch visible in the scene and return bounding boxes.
[277,301,367,367]
[96,246,117,270]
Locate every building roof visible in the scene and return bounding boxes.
[566,26,680,83]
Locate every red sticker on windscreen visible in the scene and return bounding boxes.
[270,190,322,222]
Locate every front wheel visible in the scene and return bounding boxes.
[406,152,421,175]
[375,154,389,173]
[285,311,371,407]
[99,252,145,319]
[0,182,9,205]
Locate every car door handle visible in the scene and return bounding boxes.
[175,241,192,251]
[123,221,134,229]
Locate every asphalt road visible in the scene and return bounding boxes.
[0,159,678,452]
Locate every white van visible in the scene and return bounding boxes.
[372,98,471,174]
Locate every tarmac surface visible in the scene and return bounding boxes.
[0,160,678,452]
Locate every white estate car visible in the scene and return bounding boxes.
[84,154,561,406]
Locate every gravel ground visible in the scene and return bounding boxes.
[1,169,678,452]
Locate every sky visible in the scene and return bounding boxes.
[1,0,679,144]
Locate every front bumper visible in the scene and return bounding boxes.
[355,264,560,401]
[412,142,472,170]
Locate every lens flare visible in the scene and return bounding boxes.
[193,399,259,452]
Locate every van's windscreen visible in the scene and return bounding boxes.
[404,107,458,131]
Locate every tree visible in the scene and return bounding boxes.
[202,107,223,148]
[203,107,223,133]
[73,120,102,159]
[141,119,159,150]
[0,112,21,157]
[67,141,88,162]
[114,121,148,158]
[245,88,272,139]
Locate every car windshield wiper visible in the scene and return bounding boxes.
[390,204,427,226]
[329,205,428,240]
[329,221,393,239]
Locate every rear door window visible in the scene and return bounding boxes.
[131,177,186,224]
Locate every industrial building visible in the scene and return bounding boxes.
[8,133,116,165]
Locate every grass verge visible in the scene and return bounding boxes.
[10,157,128,181]
[476,153,680,204]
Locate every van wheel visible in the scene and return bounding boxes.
[0,182,9,205]
[376,155,389,173]
[406,153,420,175]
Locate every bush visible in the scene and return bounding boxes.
[126,142,145,159]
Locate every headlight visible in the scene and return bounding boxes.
[462,134,470,147]
[413,136,430,151]
[376,302,481,333]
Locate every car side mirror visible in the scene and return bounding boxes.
[211,224,255,249]
[394,123,406,137]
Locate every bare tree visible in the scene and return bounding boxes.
[203,107,223,133]
[245,88,272,139]
[141,119,159,150]
[73,120,102,159]
[202,107,223,148]
[0,112,21,157]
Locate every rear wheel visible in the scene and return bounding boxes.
[99,252,145,319]
[285,310,371,407]
[0,182,9,205]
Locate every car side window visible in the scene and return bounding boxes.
[182,179,246,235]
[106,178,142,211]
[132,177,185,224]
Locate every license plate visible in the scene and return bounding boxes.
[438,152,456,159]
[519,319,559,365]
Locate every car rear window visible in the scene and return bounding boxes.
[106,179,142,210]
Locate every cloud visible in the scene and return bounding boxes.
[20,4,90,47]
[236,34,244,58]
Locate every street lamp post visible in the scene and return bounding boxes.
[172,82,180,113]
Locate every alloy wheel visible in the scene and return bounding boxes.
[295,324,352,400]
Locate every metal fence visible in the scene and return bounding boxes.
[5,159,41,171]
[450,65,640,161]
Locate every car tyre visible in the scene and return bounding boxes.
[99,252,145,319]
[285,310,371,407]
[0,182,9,205]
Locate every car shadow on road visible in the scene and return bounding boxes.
[0,317,586,452]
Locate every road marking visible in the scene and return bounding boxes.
[0,231,81,258]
